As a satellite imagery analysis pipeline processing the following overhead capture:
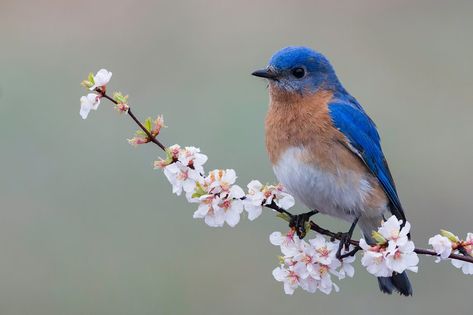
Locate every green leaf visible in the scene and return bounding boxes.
[144,117,152,132]
[371,231,387,245]
[165,147,173,159]
[113,91,128,103]
[191,182,206,198]
[278,256,285,264]
[80,80,93,89]
[88,72,95,84]
[135,130,147,137]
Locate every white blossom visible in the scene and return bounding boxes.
[191,169,245,227]
[378,215,409,248]
[243,181,295,221]
[267,184,295,210]
[272,265,300,295]
[155,145,207,201]
[428,234,453,262]
[307,263,339,295]
[359,239,392,277]
[451,233,473,275]
[269,230,301,257]
[214,186,245,227]
[178,146,207,175]
[79,93,101,119]
[309,235,338,266]
[90,69,112,90]
[192,193,244,227]
[451,258,473,275]
[298,274,318,293]
[359,216,419,277]
[243,180,265,220]
[192,194,224,227]
[163,162,203,196]
[206,169,238,193]
[270,230,354,295]
[385,241,419,273]
[334,246,356,280]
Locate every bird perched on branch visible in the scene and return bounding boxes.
[252,46,412,296]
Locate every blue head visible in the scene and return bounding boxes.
[252,46,342,95]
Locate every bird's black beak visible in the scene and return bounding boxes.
[251,68,278,80]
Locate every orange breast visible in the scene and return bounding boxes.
[265,87,388,210]
[265,88,346,169]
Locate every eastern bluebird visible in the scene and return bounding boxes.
[252,46,412,296]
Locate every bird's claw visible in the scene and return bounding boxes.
[289,210,318,239]
[334,217,360,260]
[335,232,352,260]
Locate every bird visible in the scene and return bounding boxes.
[252,46,412,296]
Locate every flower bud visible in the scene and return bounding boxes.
[440,229,459,243]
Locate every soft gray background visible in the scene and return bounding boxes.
[1,0,473,314]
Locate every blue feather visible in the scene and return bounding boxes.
[328,100,406,222]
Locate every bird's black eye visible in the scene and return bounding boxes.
[291,67,305,79]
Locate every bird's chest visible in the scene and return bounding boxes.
[265,89,387,219]
[272,146,373,220]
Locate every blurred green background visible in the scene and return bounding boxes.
[1,0,473,314]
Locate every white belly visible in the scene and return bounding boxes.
[273,147,385,221]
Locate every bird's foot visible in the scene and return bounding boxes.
[335,232,353,260]
[335,217,360,260]
[289,210,318,239]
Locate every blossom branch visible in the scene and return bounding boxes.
[96,89,473,265]
[79,68,473,295]
[263,200,473,264]
[99,90,166,151]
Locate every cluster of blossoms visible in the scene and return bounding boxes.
[429,231,473,274]
[191,169,246,227]
[270,230,355,295]
[79,69,113,119]
[154,144,207,197]
[359,216,419,277]
[153,146,295,227]
[80,69,133,119]
[244,180,295,220]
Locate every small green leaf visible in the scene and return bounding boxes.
[191,182,206,199]
[135,130,147,137]
[88,72,95,84]
[278,256,285,264]
[113,91,129,104]
[80,80,93,89]
[165,148,173,159]
[144,117,152,132]
[440,229,459,243]
[371,231,387,245]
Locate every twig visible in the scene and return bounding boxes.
[99,90,166,150]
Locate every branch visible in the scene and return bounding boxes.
[264,200,473,264]
[98,91,473,265]
[99,90,166,151]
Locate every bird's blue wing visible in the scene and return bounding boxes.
[328,101,406,222]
